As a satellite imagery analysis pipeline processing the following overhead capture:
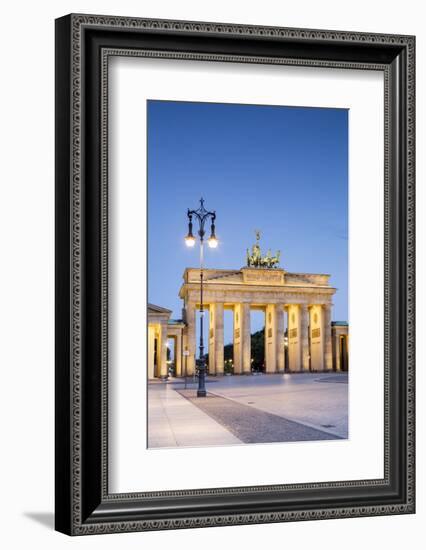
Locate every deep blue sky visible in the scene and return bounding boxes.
[148,100,348,343]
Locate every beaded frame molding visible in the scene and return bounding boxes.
[55,14,415,535]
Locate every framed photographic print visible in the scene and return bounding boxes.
[55,14,415,535]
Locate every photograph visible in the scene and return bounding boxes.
[147,100,349,449]
[53,11,415,536]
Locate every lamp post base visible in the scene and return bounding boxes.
[197,364,207,398]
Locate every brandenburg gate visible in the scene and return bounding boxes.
[148,234,348,379]
[179,265,335,376]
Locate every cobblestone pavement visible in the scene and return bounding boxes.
[177,389,341,443]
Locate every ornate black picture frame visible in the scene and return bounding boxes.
[55,13,415,535]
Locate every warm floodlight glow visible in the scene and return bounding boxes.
[208,236,218,248]
[185,235,196,247]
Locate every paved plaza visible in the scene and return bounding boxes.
[148,372,348,448]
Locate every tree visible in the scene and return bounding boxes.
[250,328,265,371]
[221,328,265,372]
[224,342,233,361]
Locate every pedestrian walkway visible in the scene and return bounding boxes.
[148,382,241,448]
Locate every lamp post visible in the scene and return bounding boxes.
[185,198,218,397]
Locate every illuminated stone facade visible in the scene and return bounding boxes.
[147,304,185,379]
[148,267,349,379]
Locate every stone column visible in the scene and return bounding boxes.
[214,303,224,375]
[276,305,285,373]
[323,304,333,371]
[332,327,339,371]
[265,304,277,373]
[241,303,251,374]
[287,304,301,371]
[159,322,168,378]
[301,304,310,371]
[233,304,243,374]
[148,325,156,379]
[175,333,182,377]
[184,302,196,375]
[310,305,324,371]
[208,305,216,374]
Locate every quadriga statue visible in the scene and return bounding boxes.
[246,231,281,269]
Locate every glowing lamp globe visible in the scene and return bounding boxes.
[208,236,218,249]
[185,235,196,247]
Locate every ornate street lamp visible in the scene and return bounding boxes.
[185,198,218,397]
